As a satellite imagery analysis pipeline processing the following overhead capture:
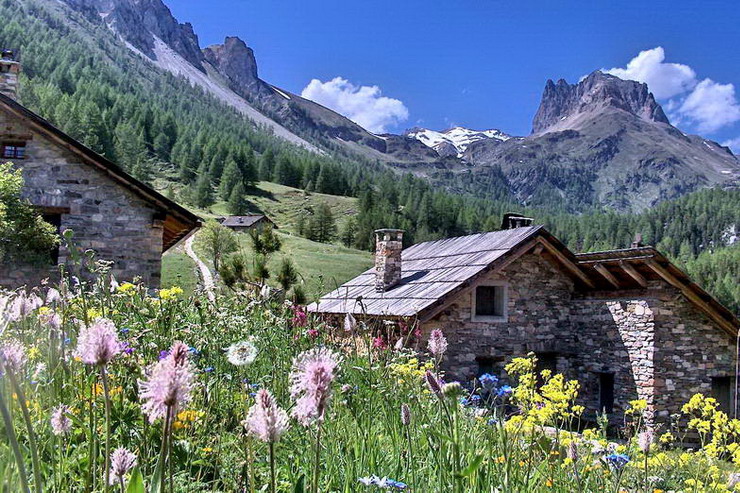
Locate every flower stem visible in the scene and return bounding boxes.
[101,366,112,493]
[0,382,30,493]
[8,371,42,493]
[269,441,276,493]
[312,423,322,493]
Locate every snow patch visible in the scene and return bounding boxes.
[271,86,291,100]
[406,126,510,157]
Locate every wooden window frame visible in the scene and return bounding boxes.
[471,281,508,322]
[2,141,27,160]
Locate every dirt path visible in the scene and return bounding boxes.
[185,234,215,301]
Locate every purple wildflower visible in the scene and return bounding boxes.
[109,447,137,486]
[638,430,653,453]
[424,370,443,397]
[427,329,447,359]
[290,347,341,426]
[139,342,195,423]
[343,312,356,332]
[244,389,290,443]
[158,350,170,360]
[45,288,61,305]
[74,318,122,366]
[50,404,72,436]
[400,404,410,426]
[0,340,26,374]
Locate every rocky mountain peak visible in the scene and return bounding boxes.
[532,70,669,134]
[203,36,259,84]
[64,0,205,69]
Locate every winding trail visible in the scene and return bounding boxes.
[185,234,215,301]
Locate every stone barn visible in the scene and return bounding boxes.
[309,219,740,427]
[0,51,200,288]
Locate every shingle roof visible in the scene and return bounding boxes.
[308,225,543,317]
[221,215,272,228]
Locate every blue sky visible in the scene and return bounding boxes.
[167,0,740,148]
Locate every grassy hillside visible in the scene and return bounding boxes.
[166,182,372,297]
[208,181,359,234]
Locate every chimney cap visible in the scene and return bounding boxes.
[501,212,534,230]
[1,50,14,60]
[374,228,405,234]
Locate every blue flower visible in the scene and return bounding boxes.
[358,475,407,490]
[64,337,71,345]
[158,350,170,360]
[496,385,513,397]
[188,346,200,356]
[119,327,130,334]
[478,373,499,389]
[203,367,214,373]
[604,453,630,470]
[487,418,498,426]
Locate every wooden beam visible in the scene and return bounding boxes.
[593,263,620,289]
[533,243,544,255]
[537,238,595,288]
[620,261,648,288]
[646,259,736,335]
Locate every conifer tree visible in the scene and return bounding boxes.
[228,182,249,215]
[219,159,241,201]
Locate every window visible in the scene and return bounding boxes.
[535,352,558,386]
[598,372,615,414]
[712,376,736,416]
[475,356,496,378]
[473,284,507,320]
[2,142,26,159]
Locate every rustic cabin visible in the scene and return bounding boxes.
[220,215,275,233]
[0,51,200,288]
[309,217,740,427]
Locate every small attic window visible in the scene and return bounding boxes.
[2,142,26,159]
[472,283,507,321]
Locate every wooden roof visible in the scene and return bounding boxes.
[308,226,544,317]
[309,227,739,335]
[0,93,201,251]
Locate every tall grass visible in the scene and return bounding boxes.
[0,264,740,492]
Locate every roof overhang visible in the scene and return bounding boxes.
[0,94,201,252]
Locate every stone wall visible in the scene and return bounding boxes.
[0,107,164,288]
[421,253,737,428]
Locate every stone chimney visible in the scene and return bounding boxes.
[374,229,404,292]
[500,213,534,230]
[0,50,20,101]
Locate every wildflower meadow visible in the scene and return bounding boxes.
[2,264,740,492]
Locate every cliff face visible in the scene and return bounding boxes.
[66,0,205,69]
[532,71,669,134]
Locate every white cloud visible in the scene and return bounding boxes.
[604,47,697,99]
[679,79,740,133]
[605,47,740,134]
[721,136,740,152]
[300,77,409,133]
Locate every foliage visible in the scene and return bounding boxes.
[304,202,337,244]
[276,258,299,291]
[197,220,238,272]
[0,162,59,264]
[249,227,282,257]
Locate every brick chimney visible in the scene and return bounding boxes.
[374,229,404,292]
[0,50,20,101]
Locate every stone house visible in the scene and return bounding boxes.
[220,215,275,233]
[0,51,200,288]
[309,218,740,427]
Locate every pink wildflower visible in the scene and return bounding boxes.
[50,404,72,436]
[139,342,194,423]
[291,306,308,328]
[638,430,653,453]
[372,336,387,350]
[74,318,122,366]
[45,288,61,305]
[306,328,319,338]
[427,329,448,359]
[109,447,137,486]
[0,340,26,374]
[290,347,341,426]
[244,389,290,443]
[7,292,41,322]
